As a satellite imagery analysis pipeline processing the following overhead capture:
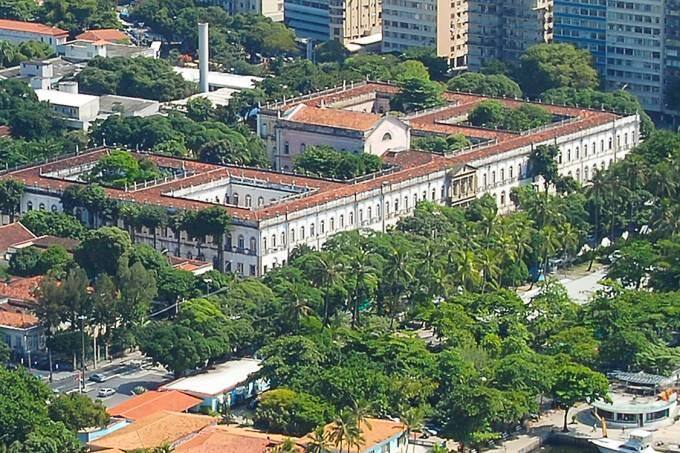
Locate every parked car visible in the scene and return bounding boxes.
[89,373,109,383]
[97,388,116,398]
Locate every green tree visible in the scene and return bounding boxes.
[35,245,72,275]
[0,0,39,21]
[0,179,24,222]
[186,97,214,122]
[74,227,132,276]
[412,134,471,153]
[137,322,210,378]
[8,420,82,453]
[517,43,599,96]
[391,78,445,112]
[551,363,609,432]
[607,240,658,289]
[0,340,10,363]
[182,206,230,272]
[48,393,109,431]
[8,247,41,276]
[529,145,560,194]
[116,260,157,328]
[293,145,383,180]
[253,388,331,437]
[85,150,162,189]
[0,367,52,444]
[447,73,522,98]
[18,211,86,239]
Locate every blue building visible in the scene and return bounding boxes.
[284,0,330,41]
[553,0,607,74]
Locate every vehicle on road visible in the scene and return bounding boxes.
[97,388,116,398]
[89,373,109,383]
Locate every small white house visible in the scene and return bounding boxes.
[35,86,100,130]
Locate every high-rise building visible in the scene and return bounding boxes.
[467,0,553,71]
[284,0,330,40]
[665,0,680,114]
[554,0,671,114]
[329,0,382,44]
[284,0,380,44]
[382,0,550,69]
[553,0,607,72]
[197,0,285,22]
[381,0,468,67]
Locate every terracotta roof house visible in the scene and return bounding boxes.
[313,418,408,453]
[76,29,129,43]
[0,19,68,49]
[0,223,36,259]
[87,411,217,452]
[176,425,305,453]
[108,391,203,421]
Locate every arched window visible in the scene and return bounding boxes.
[509,166,513,179]
[258,196,264,207]
[300,143,306,152]
[483,173,487,187]
[27,201,33,211]
[250,237,257,252]
[320,220,325,234]
[233,193,239,206]
[624,133,628,145]
[310,223,315,236]
[584,144,588,157]
[576,168,581,182]
[413,194,417,207]
[245,195,252,208]
[518,164,522,178]
[226,234,232,249]
[330,217,335,231]
[349,212,354,225]
[272,234,276,248]
[567,149,571,161]
[376,203,381,219]
[238,235,245,250]
[284,142,290,154]
[500,168,504,181]
[394,200,399,213]
[422,190,427,200]
[359,209,364,223]
[600,139,605,152]
[367,207,372,222]
[340,214,344,228]
[291,228,296,243]
[431,188,436,200]
[300,226,305,240]
[39,203,45,211]
[281,232,286,246]
[608,138,613,149]
[500,191,506,206]
[382,132,392,142]
[576,146,580,159]
[492,171,496,183]
[584,167,589,181]
[404,196,409,210]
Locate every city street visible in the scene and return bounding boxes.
[44,355,173,408]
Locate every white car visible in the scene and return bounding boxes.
[97,388,116,398]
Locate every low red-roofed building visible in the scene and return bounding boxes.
[0,223,36,259]
[108,391,202,421]
[176,425,305,453]
[311,418,408,453]
[0,294,44,362]
[0,19,68,49]
[76,29,129,43]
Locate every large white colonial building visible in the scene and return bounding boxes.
[1,82,639,277]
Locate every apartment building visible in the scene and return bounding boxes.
[1,82,638,277]
[0,19,68,50]
[381,0,468,67]
[467,0,554,71]
[553,0,607,72]
[197,0,284,21]
[283,0,331,40]
[555,0,680,116]
[382,0,551,69]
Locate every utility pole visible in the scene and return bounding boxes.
[78,315,87,393]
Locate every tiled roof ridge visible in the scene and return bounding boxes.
[0,18,68,36]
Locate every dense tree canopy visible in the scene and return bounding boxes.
[77,57,196,101]
[468,100,552,131]
[447,72,522,98]
[293,146,383,180]
[84,150,163,188]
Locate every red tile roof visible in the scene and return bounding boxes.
[76,29,128,43]
[287,105,382,131]
[0,305,39,329]
[0,19,68,36]
[0,223,36,255]
[176,425,305,453]
[108,391,202,421]
[311,418,406,452]
[0,83,630,225]
[0,276,42,302]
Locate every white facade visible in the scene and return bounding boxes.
[35,88,100,130]
[0,20,68,50]
[196,0,284,21]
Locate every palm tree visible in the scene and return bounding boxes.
[0,41,15,67]
[651,201,680,238]
[306,426,331,453]
[401,406,425,453]
[451,249,482,292]
[559,222,581,262]
[119,203,141,243]
[383,245,413,328]
[167,213,185,258]
[538,225,561,277]
[349,248,379,328]
[329,409,355,453]
[586,169,608,270]
[281,281,317,330]
[310,252,346,326]
[137,204,169,250]
[272,438,298,453]
[477,248,500,293]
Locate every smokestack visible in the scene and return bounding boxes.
[198,22,209,94]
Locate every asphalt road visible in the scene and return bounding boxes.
[46,360,173,408]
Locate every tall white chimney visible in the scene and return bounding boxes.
[198,22,209,94]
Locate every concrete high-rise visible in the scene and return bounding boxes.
[329,0,382,44]
[381,0,468,67]
[554,0,680,116]
[197,0,284,22]
[466,0,553,71]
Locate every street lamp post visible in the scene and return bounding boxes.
[78,315,87,393]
